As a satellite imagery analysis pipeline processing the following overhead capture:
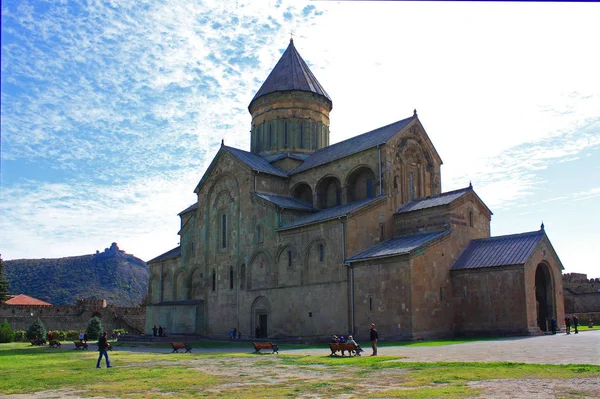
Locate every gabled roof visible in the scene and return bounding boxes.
[265,152,311,163]
[250,39,331,108]
[290,116,415,174]
[224,146,288,178]
[178,203,198,216]
[396,186,472,214]
[395,185,493,216]
[5,294,52,306]
[346,230,450,264]
[253,192,315,212]
[278,196,385,231]
[148,246,181,263]
[452,230,545,270]
[194,145,288,194]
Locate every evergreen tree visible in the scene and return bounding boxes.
[0,255,10,302]
[26,318,47,340]
[87,316,103,340]
[0,320,15,343]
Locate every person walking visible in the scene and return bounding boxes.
[96,331,112,369]
[369,323,378,356]
[573,315,579,334]
[565,316,571,334]
[158,325,163,337]
[152,325,157,337]
[79,331,84,343]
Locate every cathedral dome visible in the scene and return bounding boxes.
[249,39,332,109]
[249,40,332,158]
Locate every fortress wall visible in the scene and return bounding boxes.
[0,302,146,333]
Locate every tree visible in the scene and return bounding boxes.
[26,318,47,340]
[0,320,15,343]
[87,316,103,340]
[0,255,10,302]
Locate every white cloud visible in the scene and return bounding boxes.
[1,0,599,277]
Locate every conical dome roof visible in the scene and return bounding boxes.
[250,39,331,108]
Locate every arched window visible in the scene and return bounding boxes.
[288,250,292,267]
[212,270,216,291]
[393,176,398,189]
[257,225,262,242]
[221,214,227,248]
[240,264,246,290]
[469,211,473,227]
[229,266,234,290]
[256,126,261,152]
[300,124,304,148]
[409,172,415,201]
[319,244,324,262]
[269,124,272,149]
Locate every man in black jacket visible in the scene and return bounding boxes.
[96,331,112,369]
[370,323,378,356]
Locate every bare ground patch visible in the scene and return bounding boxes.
[467,378,600,399]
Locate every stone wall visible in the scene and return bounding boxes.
[452,266,528,335]
[563,273,600,314]
[0,299,145,333]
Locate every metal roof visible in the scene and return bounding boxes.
[265,152,311,163]
[290,116,415,174]
[148,246,181,263]
[250,39,331,107]
[346,230,450,263]
[278,196,385,231]
[224,146,288,178]
[396,186,472,214]
[178,202,198,216]
[253,192,315,212]
[452,230,545,270]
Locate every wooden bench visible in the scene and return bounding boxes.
[328,343,362,356]
[171,342,192,353]
[252,342,279,354]
[74,341,88,350]
[48,340,62,348]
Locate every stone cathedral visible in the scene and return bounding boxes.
[145,40,565,341]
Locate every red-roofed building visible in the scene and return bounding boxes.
[5,294,52,306]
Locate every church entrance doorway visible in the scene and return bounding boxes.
[259,314,268,338]
[251,296,270,339]
[535,263,554,332]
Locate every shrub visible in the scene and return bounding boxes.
[26,318,47,340]
[14,330,26,342]
[0,320,15,343]
[86,316,103,340]
[52,330,66,340]
[66,330,79,340]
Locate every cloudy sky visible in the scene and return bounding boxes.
[1,1,599,278]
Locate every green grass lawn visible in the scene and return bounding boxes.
[1,342,598,399]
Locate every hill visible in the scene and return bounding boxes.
[4,243,149,307]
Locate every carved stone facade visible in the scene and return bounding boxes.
[146,41,565,341]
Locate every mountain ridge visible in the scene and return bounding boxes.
[4,243,149,307]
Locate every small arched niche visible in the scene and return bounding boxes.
[316,176,342,209]
[346,166,376,203]
[291,183,313,205]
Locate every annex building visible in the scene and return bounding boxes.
[145,40,565,341]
